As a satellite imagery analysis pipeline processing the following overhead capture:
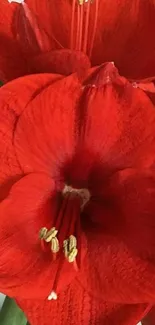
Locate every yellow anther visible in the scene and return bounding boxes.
[51,236,60,254]
[39,227,59,253]
[63,235,78,263]
[44,227,58,243]
[78,0,84,4]
[39,227,48,239]
[68,247,78,263]
[78,0,90,4]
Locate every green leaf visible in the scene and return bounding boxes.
[0,81,3,87]
[0,296,27,325]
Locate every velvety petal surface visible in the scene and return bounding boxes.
[14,74,81,175]
[0,173,60,297]
[68,64,155,187]
[0,73,62,201]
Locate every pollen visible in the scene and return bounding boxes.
[39,227,60,254]
[79,0,89,4]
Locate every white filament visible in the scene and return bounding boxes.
[8,0,24,3]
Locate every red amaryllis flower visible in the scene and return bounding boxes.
[1,61,155,325]
[0,0,155,83]
[1,1,155,324]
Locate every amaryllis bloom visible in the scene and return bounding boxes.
[1,62,155,325]
[0,1,155,325]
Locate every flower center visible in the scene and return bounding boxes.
[70,0,99,58]
[39,185,90,300]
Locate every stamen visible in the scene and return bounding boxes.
[70,0,76,50]
[89,0,99,58]
[75,4,80,50]
[40,185,90,301]
[51,236,60,254]
[83,0,91,54]
[39,227,59,254]
[44,228,58,243]
[39,227,48,239]
[71,0,99,60]
[63,235,78,263]
[78,3,84,51]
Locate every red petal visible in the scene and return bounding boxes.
[80,169,155,302]
[91,0,155,79]
[0,1,27,82]
[143,307,155,325]
[12,64,155,182]
[0,173,59,297]
[105,169,155,259]
[16,291,150,325]
[133,78,155,106]
[14,74,81,175]
[26,0,71,49]
[12,2,51,55]
[0,33,29,82]
[0,73,62,199]
[0,173,86,299]
[0,0,15,37]
[31,49,91,78]
[79,230,155,303]
[0,0,71,80]
[11,0,71,54]
[71,64,155,185]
